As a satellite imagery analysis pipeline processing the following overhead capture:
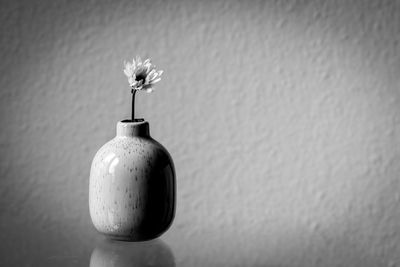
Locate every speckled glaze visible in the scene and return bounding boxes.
[89,120,175,241]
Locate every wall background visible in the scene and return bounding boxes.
[1,0,400,266]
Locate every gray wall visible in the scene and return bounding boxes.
[1,0,400,266]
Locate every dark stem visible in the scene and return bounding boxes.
[131,89,137,122]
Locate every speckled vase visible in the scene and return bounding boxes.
[89,120,175,241]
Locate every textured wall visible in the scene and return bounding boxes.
[1,0,400,266]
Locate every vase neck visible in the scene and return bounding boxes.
[116,120,150,137]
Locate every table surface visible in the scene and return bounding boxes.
[1,218,176,267]
[1,222,176,267]
[0,214,390,267]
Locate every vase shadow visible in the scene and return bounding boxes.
[90,238,175,267]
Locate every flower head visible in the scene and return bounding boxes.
[123,56,163,93]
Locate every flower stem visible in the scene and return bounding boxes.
[131,89,137,122]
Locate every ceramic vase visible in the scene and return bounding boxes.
[89,120,175,241]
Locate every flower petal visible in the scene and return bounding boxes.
[143,58,151,66]
[147,69,157,80]
[128,76,137,86]
[124,68,132,77]
[151,77,161,84]
[135,56,142,66]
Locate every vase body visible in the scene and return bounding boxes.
[89,120,175,241]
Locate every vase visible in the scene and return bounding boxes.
[89,120,176,241]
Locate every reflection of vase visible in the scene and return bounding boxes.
[90,239,175,267]
[89,120,176,241]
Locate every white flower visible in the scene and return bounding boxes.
[123,56,163,92]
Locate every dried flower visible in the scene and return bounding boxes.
[123,56,163,122]
[123,56,163,93]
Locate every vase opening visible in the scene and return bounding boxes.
[117,119,150,137]
[121,118,145,123]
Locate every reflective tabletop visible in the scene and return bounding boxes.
[0,214,389,267]
[1,218,177,267]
